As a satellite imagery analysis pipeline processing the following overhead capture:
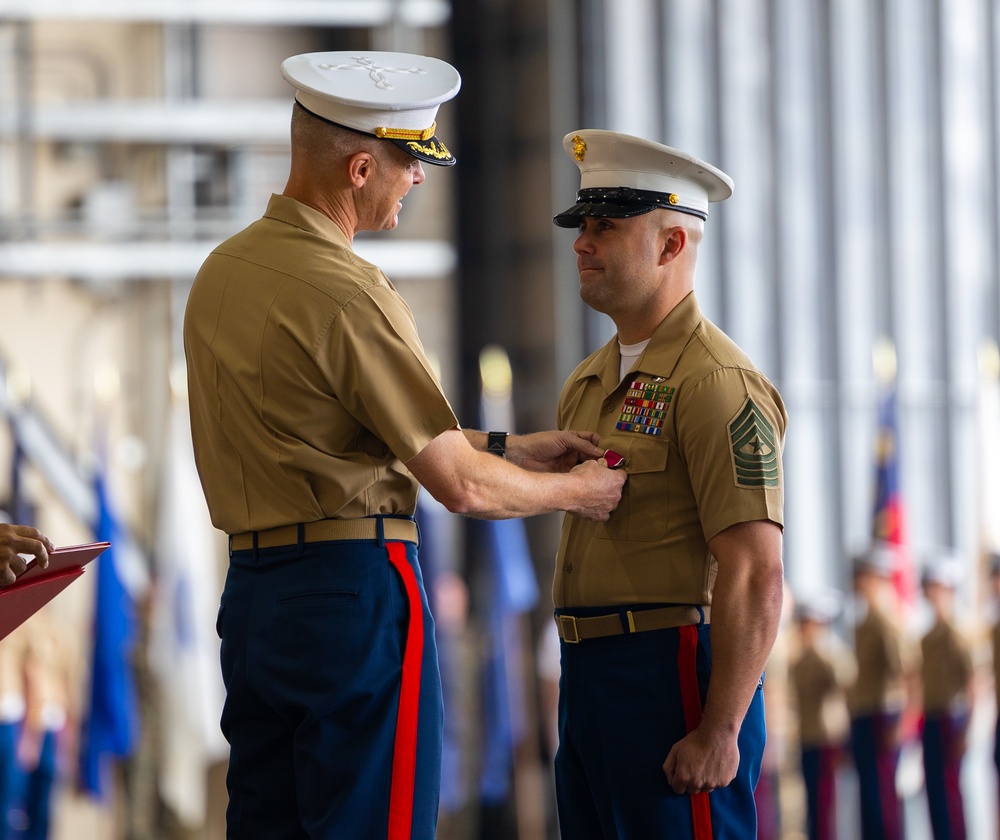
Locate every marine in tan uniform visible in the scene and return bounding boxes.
[755,583,794,840]
[0,523,53,831]
[182,52,624,840]
[0,624,28,826]
[789,591,855,840]
[848,546,908,840]
[19,608,76,840]
[919,554,972,840]
[549,130,786,840]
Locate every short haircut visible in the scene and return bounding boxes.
[290,101,395,168]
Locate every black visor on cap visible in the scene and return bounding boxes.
[388,136,456,167]
[552,186,707,227]
[295,101,456,166]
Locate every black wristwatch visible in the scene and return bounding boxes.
[486,431,508,459]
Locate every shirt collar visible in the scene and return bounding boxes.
[573,291,703,393]
[263,193,353,250]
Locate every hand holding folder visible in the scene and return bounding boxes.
[0,540,111,641]
[0,524,55,586]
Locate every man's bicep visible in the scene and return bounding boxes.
[679,372,785,539]
[405,427,470,499]
[708,519,783,574]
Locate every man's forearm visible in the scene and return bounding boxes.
[699,571,782,736]
[699,522,784,736]
[409,428,622,521]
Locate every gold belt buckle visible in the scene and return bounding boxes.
[558,615,581,644]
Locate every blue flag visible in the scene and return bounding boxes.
[414,494,467,814]
[7,422,35,526]
[478,513,538,802]
[78,470,140,798]
[474,346,542,803]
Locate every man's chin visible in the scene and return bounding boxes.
[579,287,611,314]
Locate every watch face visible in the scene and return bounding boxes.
[604,449,626,469]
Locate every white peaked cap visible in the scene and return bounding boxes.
[554,129,733,226]
[281,51,461,166]
[921,550,965,589]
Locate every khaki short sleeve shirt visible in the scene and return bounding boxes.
[920,618,972,713]
[553,292,786,609]
[789,643,853,747]
[184,194,458,534]
[848,604,907,716]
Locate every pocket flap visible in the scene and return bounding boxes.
[621,438,668,474]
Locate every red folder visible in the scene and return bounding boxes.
[0,541,111,641]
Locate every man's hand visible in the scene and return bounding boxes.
[0,524,54,587]
[565,459,627,521]
[660,519,782,796]
[507,431,604,472]
[661,725,740,795]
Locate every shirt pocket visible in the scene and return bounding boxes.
[597,436,669,542]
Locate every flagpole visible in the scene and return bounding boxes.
[478,346,546,840]
[871,337,916,617]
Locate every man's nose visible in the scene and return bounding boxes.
[413,162,426,185]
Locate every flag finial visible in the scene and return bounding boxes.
[479,345,512,400]
[873,337,897,383]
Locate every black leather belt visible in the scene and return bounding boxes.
[556,605,710,643]
[230,518,418,551]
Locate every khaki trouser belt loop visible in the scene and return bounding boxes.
[230,518,419,551]
[555,604,710,643]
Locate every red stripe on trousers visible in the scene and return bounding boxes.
[677,624,713,840]
[817,747,838,840]
[386,541,425,840]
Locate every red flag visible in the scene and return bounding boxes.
[871,358,916,614]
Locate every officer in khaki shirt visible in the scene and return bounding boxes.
[789,592,855,840]
[0,623,28,827]
[549,130,786,839]
[183,53,625,840]
[848,547,908,840]
[918,554,973,840]
[19,608,76,840]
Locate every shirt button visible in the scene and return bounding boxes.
[565,563,574,573]
[604,400,616,413]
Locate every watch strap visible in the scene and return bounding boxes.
[486,431,508,458]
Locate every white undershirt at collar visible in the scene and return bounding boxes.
[618,338,651,381]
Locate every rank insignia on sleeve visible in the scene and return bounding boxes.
[728,397,779,488]
[616,379,674,436]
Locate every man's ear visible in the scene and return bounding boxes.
[659,226,687,265]
[348,152,375,189]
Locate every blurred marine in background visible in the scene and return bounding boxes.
[848,546,909,840]
[919,553,973,840]
[789,591,855,840]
